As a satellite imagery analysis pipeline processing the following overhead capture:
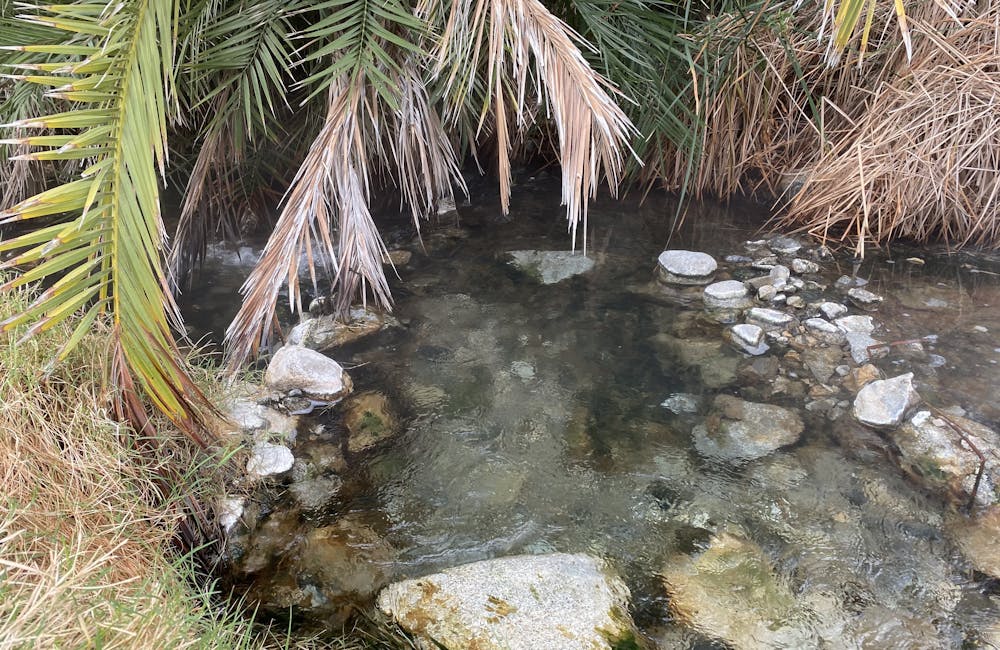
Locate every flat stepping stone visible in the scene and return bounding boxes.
[658,250,718,285]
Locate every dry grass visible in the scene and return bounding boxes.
[0,283,256,649]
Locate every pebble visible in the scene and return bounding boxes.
[758,285,778,302]
[791,258,820,274]
[786,296,805,309]
[973,325,989,333]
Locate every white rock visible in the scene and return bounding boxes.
[819,302,848,320]
[791,258,819,274]
[768,235,802,255]
[703,280,751,310]
[657,250,718,285]
[853,373,921,429]
[378,553,637,650]
[845,331,880,364]
[661,393,701,414]
[746,307,796,331]
[758,285,778,302]
[835,315,876,335]
[246,442,294,478]
[804,318,846,344]
[848,287,884,311]
[729,324,769,355]
[693,395,803,461]
[264,345,352,401]
[226,398,298,440]
[216,497,244,533]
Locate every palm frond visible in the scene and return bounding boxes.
[0,0,215,441]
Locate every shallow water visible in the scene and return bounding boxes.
[186,173,1000,647]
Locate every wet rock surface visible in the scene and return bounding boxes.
[657,250,717,285]
[288,307,386,351]
[853,373,921,429]
[378,553,637,650]
[264,345,353,401]
[505,250,597,284]
[693,395,803,461]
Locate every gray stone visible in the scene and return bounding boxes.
[226,398,298,440]
[757,285,778,302]
[693,395,804,461]
[729,323,769,356]
[506,250,596,284]
[746,307,796,331]
[785,295,805,309]
[768,235,803,255]
[893,411,1000,506]
[289,476,343,510]
[657,250,718,285]
[848,287,884,311]
[216,497,244,534]
[661,393,701,414]
[804,318,846,344]
[265,345,352,401]
[247,442,294,478]
[703,280,751,309]
[845,331,880,364]
[791,258,819,274]
[853,373,921,429]
[819,302,848,320]
[835,314,876,335]
[769,265,791,287]
[288,308,385,351]
[803,346,845,384]
[377,553,637,650]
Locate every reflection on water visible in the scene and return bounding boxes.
[187,173,1000,647]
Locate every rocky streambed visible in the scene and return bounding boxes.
[191,185,1000,649]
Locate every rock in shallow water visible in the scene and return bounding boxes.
[264,345,352,401]
[657,250,717,285]
[663,531,814,649]
[746,307,796,331]
[506,250,596,284]
[377,553,638,650]
[693,395,803,461]
[703,280,751,310]
[287,307,385,351]
[729,323,768,355]
[246,442,294,478]
[853,373,920,429]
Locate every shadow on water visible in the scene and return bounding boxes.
[187,172,1000,647]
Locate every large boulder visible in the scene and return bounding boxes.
[264,345,352,401]
[852,373,920,429]
[693,395,803,462]
[892,410,1000,506]
[506,250,596,284]
[662,531,813,649]
[377,553,639,650]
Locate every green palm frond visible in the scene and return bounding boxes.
[0,0,215,442]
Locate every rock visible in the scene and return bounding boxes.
[216,497,244,534]
[728,323,769,356]
[382,249,412,266]
[265,345,352,401]
[803,346,844,384]
[657,250,717,286]
[785,295,805,309]
[246,442,294,478]
[853,373,921,429]
[703,280,751,310]
[506,250,596,284]
[288,475,343,511]
[846,606,947,649]
[769,265,790,288]
[757,285,777,302]
[893,411,1000,506]
[946,506,1000,578]
[377,553,638,650]
[661,393,701,414]
[791,258,819,274]
[845,331,880,364]
[843,364,880,392]
[746,307,796,332]
[693,395,804,461]
[662,531,812,649]
[819,301,848,320]
[510,361,535,379]
[848,287,884,311]
[287,307,385,351]
[804,318,846,345]
[226,398,298,440]
[342,391,400,454]
[767,234,802,255]
[835,314,876,335]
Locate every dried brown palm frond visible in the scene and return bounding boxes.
[429,0,638,248]
[781,4,1000,253]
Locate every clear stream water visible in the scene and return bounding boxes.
[182,174,1000,647]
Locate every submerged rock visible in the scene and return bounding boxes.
[657,250,717,286]
[506,250,596,284]
[947,506,1000,578]
[264,345,352,401]
[377,553,638,650]
[662,531,813,649]
[288,307,386,351]
[892,410,1000,506]
[728,323,769,356]
[767,234,803,255]
[226,397,298,441]
[853,373,921,429]
[693,395,803,461]
[661,393,701,414]
[342,391,400,454]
